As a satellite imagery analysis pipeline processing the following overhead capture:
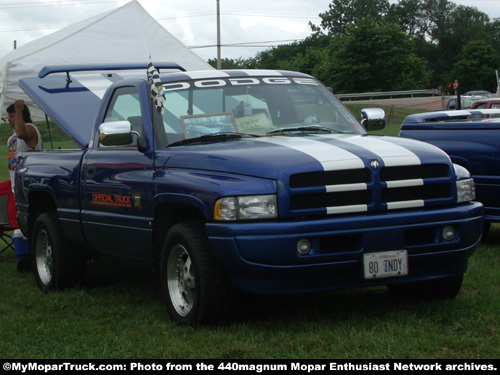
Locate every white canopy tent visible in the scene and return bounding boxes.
[0,0,213,121]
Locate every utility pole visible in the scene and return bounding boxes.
[216,0,221,69]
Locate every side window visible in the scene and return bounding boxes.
[100,86,142,148]
[490,103,500,118]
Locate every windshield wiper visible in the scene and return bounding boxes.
[168,132,260,147]
[266,125,343,135]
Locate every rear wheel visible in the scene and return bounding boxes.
[160,221,233,326]
[387,275,463,300]
[32,212,86,291]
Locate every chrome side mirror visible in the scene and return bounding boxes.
[99,121,133,146]
[361,108,386,131]
[98,121,146,151]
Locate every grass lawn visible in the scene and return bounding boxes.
[0,110,498,359]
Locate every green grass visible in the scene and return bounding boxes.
[0,109,498,359]
[346,103,421,137]
[0,240,498,359]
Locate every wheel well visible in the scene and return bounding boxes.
[27,191,57,237]
[152,203,206,264]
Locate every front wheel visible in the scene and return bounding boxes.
[387,275,464,300]
[31,212,86,291]
[160,221,233,326]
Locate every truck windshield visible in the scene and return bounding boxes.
[155,76,365,146]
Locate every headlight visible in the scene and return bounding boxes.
[454,164,475,202]
[456,178,475,202]
[214,195,277,221]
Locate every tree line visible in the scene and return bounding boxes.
[208,0,500,95]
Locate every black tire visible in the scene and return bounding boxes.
[31,212,86,291]
[160,221,233,326]
[387,275,464,300]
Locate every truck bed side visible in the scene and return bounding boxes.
[15,150,87,248]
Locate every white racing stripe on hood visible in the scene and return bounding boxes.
[73,74,115,99]
[331,136,421,167]
[256,137,364,171]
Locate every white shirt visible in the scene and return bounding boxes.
[7,123,43,189]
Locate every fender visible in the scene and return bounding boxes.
[152,192,210,220]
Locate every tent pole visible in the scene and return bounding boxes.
[45,114,54,151]
[0,62,10,120]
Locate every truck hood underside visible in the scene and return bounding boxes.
[19,74,112,148]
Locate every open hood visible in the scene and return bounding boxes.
[18,63,182,148]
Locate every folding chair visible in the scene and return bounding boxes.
[0,180,18,256]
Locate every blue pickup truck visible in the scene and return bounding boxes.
[14,63,483,325]
[399,109,500,234]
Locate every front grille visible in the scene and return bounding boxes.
[291,190,372,210]
[290,169,371,188]
[289,163,453,215]
[382,183,451,203]
[381,164,449,181]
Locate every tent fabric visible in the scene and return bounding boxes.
[0,0,213,121]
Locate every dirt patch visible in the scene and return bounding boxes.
[342,96,450,111]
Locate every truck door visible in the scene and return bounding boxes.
[81,86,155,261]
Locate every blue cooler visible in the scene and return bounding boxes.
[13,229,30,262]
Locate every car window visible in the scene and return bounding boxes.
[101,86,143,148]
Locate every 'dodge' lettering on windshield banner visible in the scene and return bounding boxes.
[92,193,133,208]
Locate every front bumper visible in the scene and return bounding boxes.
[206,202,483,294]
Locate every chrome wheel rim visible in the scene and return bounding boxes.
[167,244,195,317]
[35,229,53,285]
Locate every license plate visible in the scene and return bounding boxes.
[363,250,408,279]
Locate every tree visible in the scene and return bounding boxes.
[207,57,255,69]
[251,35,329,74]
[420,0,456,44]
[449,41,500,93]
[387,0,426,38]
[419,0,495,88]
[487,18,500,53]
[211,0,499,93]
[311,0,390,38]
[324,19,430,93]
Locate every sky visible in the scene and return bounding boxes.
[0,0,499,62]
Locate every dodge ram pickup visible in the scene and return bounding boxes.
[399,109,500,234]
[14,63,483,325]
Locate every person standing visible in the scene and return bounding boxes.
[453,80,461,110]
[6,99,42,189]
